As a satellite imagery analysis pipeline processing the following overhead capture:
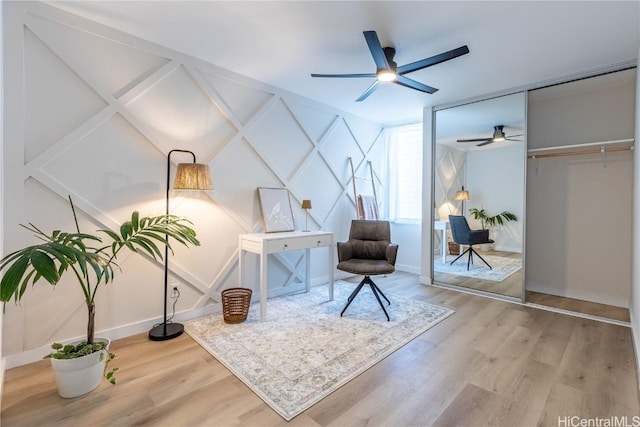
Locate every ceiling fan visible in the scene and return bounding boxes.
[457,125,524,147]
[310,30,469,102]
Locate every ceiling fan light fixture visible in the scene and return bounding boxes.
[492,125,506,142]
[377,69,397,82]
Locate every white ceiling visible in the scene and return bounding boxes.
[51,1,639,126]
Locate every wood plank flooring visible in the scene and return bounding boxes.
[526,290,631,323]
[3,272,639,426]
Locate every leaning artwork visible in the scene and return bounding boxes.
[257,187,295,233]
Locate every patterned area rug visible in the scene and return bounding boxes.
[184,281,454,420]
[434,254,521,282]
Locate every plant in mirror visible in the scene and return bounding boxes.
[468,208,518,230]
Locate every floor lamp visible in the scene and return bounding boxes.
[455,186,470,216]
[149,149,213,341]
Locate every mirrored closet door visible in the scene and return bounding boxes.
[432,92,526,300]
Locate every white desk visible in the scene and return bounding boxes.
[238,230,335,321]
[434,220,449,263]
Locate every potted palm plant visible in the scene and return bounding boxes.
[468,208,518,250]
[0,196,200,398]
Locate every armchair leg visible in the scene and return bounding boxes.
[369,281,390,321]
[341,276,390,321]
[450,247,472,267]
[470,247,492,270]
[450,246,492,270]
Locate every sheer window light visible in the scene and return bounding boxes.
[388,123,423,223]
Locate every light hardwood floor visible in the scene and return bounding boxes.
[3,272,639,426]
[526,290,631,323]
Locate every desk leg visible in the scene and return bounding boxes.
[259,252,267,322]
[304,248,311,293]
[238,248,244,286]
[441,230,447,264]
[328,242,334,301]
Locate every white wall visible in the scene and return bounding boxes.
[420,107,435,284]
[631,47,640,382]
[0,0,5,402]
[2,2,388,366]
[526,71,636,308]
[466,145,525,252]
[390,223,421,274]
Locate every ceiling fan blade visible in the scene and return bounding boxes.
[363,31,390,70]
[476,140,494,147]
[310,73,376,78]
[394,75,438,94]
[356,80,380,102]
[397,45,470,75]
[457,137,491,143]
[507,133,524,138]
[505,138,523,142]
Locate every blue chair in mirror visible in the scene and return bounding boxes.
[448,215,493,271]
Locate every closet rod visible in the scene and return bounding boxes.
[527,146,633,159]
[527,138,634,155]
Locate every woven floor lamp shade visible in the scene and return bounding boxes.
[174,163,213,190]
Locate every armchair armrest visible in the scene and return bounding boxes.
[386,243,399,266]
[337,241,353,263]
[468,229,490,245]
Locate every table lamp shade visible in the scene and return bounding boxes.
[174,163,213,190]
[454,186,469,216]
[455,189,469,201]
[301,199,312,209]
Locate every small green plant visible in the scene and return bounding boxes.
[45,341,119,384]
[468,208,518,229]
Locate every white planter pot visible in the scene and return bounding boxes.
[49,338,110,398]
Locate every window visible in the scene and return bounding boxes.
[388,123,423,223]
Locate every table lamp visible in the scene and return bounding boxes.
[455,186,470,215]
[301,199,312,232]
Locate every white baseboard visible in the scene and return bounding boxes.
[396,264,421,275]
[4,303,224,369]
[419,275,432,285]
[4,275,342,369]
[492,245,522,253]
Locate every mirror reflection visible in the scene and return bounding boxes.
[433,92,526,299]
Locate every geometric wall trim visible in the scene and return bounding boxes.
[3,2,390,357]
[434,144,467,253]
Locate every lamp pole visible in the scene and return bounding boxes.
[149,149,197,341]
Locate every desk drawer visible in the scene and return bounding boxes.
[266,234,332,253]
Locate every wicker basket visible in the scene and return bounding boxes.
[448,242,460,255]
[221,287,252,324]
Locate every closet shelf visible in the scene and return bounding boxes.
[527,138,634,159]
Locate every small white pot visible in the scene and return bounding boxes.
[49,338,110,398]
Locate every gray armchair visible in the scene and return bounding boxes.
[337,220,398,321]
[448,215,493,270]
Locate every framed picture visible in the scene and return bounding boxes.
[257,187,295,233]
